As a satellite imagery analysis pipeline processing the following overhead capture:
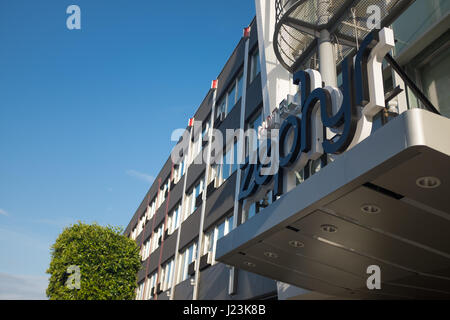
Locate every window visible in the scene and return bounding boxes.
[227,85,236,114]
[136,281,145,300]
[168,203,181,234]
[191,133,202,161]
[417,45,450,117]
[250,49,261,82]
[160,258,175,292]
[201,119,210,145]
[178,242,197,283]
[236,73,243,102]
[216,98,226,120]
[216,72,243,120]
[150,224,164,253]
[231,140,239,174]
[208,163,217,185]
[246,109,263,157]
[203,215,234,265]
[141,238,151,260]
[242,190,273,223]
[221,148,231,181]
[175,157,186,182]
[185,190,193,219]
[144,272,157,299]
[217,140,239,185]
[148,198,157,221]
[158,177,169,207]
[136,214,146,237]
[185,177,204,219]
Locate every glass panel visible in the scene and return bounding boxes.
[217,221,226,240]
[251,50,261,82]
[231,141,238,174]
[205,230,214,253]
[222,151,230,181]
[237,73,243,102]
[227,85,236,114]
[227,215,234,232]
[217,98,225,119]
[248,202,256,220]
[419,46,450,117]
[393,0,450,56]
[187,245,193,264]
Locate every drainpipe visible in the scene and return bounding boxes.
[169,124,194,300]
[229,27,251,296]
[192,82,218,300]
[317,0,336,87]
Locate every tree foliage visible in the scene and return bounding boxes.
[46,222,141,300]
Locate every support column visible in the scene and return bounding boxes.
[169,125,194,300]
[229,29,251,296]
[192,83,218,300]
[318,29,337,87]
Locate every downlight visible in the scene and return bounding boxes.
[360,204,381,214]
[288,240,304,248]
[264,251,278,259]
[243,261,256,268]
[321,224,338,233]
[416,176,441,189]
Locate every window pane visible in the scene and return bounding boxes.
[217,98,225,119]
[217,221,226,240]
[206,231,214,253]
[228,215,234,232]
[251,50,261,82]
[222,152,230,181]
[227,86,236,114]
[237,74,243,102]
[419,46,450,117]
[248,202,256,220]
[232,142,238,173]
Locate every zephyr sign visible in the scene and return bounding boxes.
[239,28,395,201]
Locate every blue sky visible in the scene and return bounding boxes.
[0,0,256,299]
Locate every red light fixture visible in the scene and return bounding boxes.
[243,26,251,38]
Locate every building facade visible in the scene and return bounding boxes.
[125,0,450,300]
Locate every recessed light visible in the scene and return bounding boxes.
[321,224,338,233]
[360,204,381,214]
[416,176,441,189]
[288,240,304,248]
[264,251,278,259]
[243,261,256,268]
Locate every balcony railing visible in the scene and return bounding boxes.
[273,0,415,73]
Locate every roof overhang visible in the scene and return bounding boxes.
[216,109,450,299]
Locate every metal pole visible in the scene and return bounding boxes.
[318,29,337,87]
[229,31,251,296]
[317,0,337,87]
[192,85,218,300]
[169,125,193,300]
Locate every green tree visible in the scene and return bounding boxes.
[46,222,141,300]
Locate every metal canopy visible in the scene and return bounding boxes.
[216,109,450,299]
[274,0,415,72]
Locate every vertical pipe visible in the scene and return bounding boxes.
[154,163,175,300]
[192,84,218,300]
[229,29,251,296]
[169,125,194,300]
[317,0,336,87]
[318,29,337,87]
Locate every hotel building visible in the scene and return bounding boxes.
[125,0,450,300]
